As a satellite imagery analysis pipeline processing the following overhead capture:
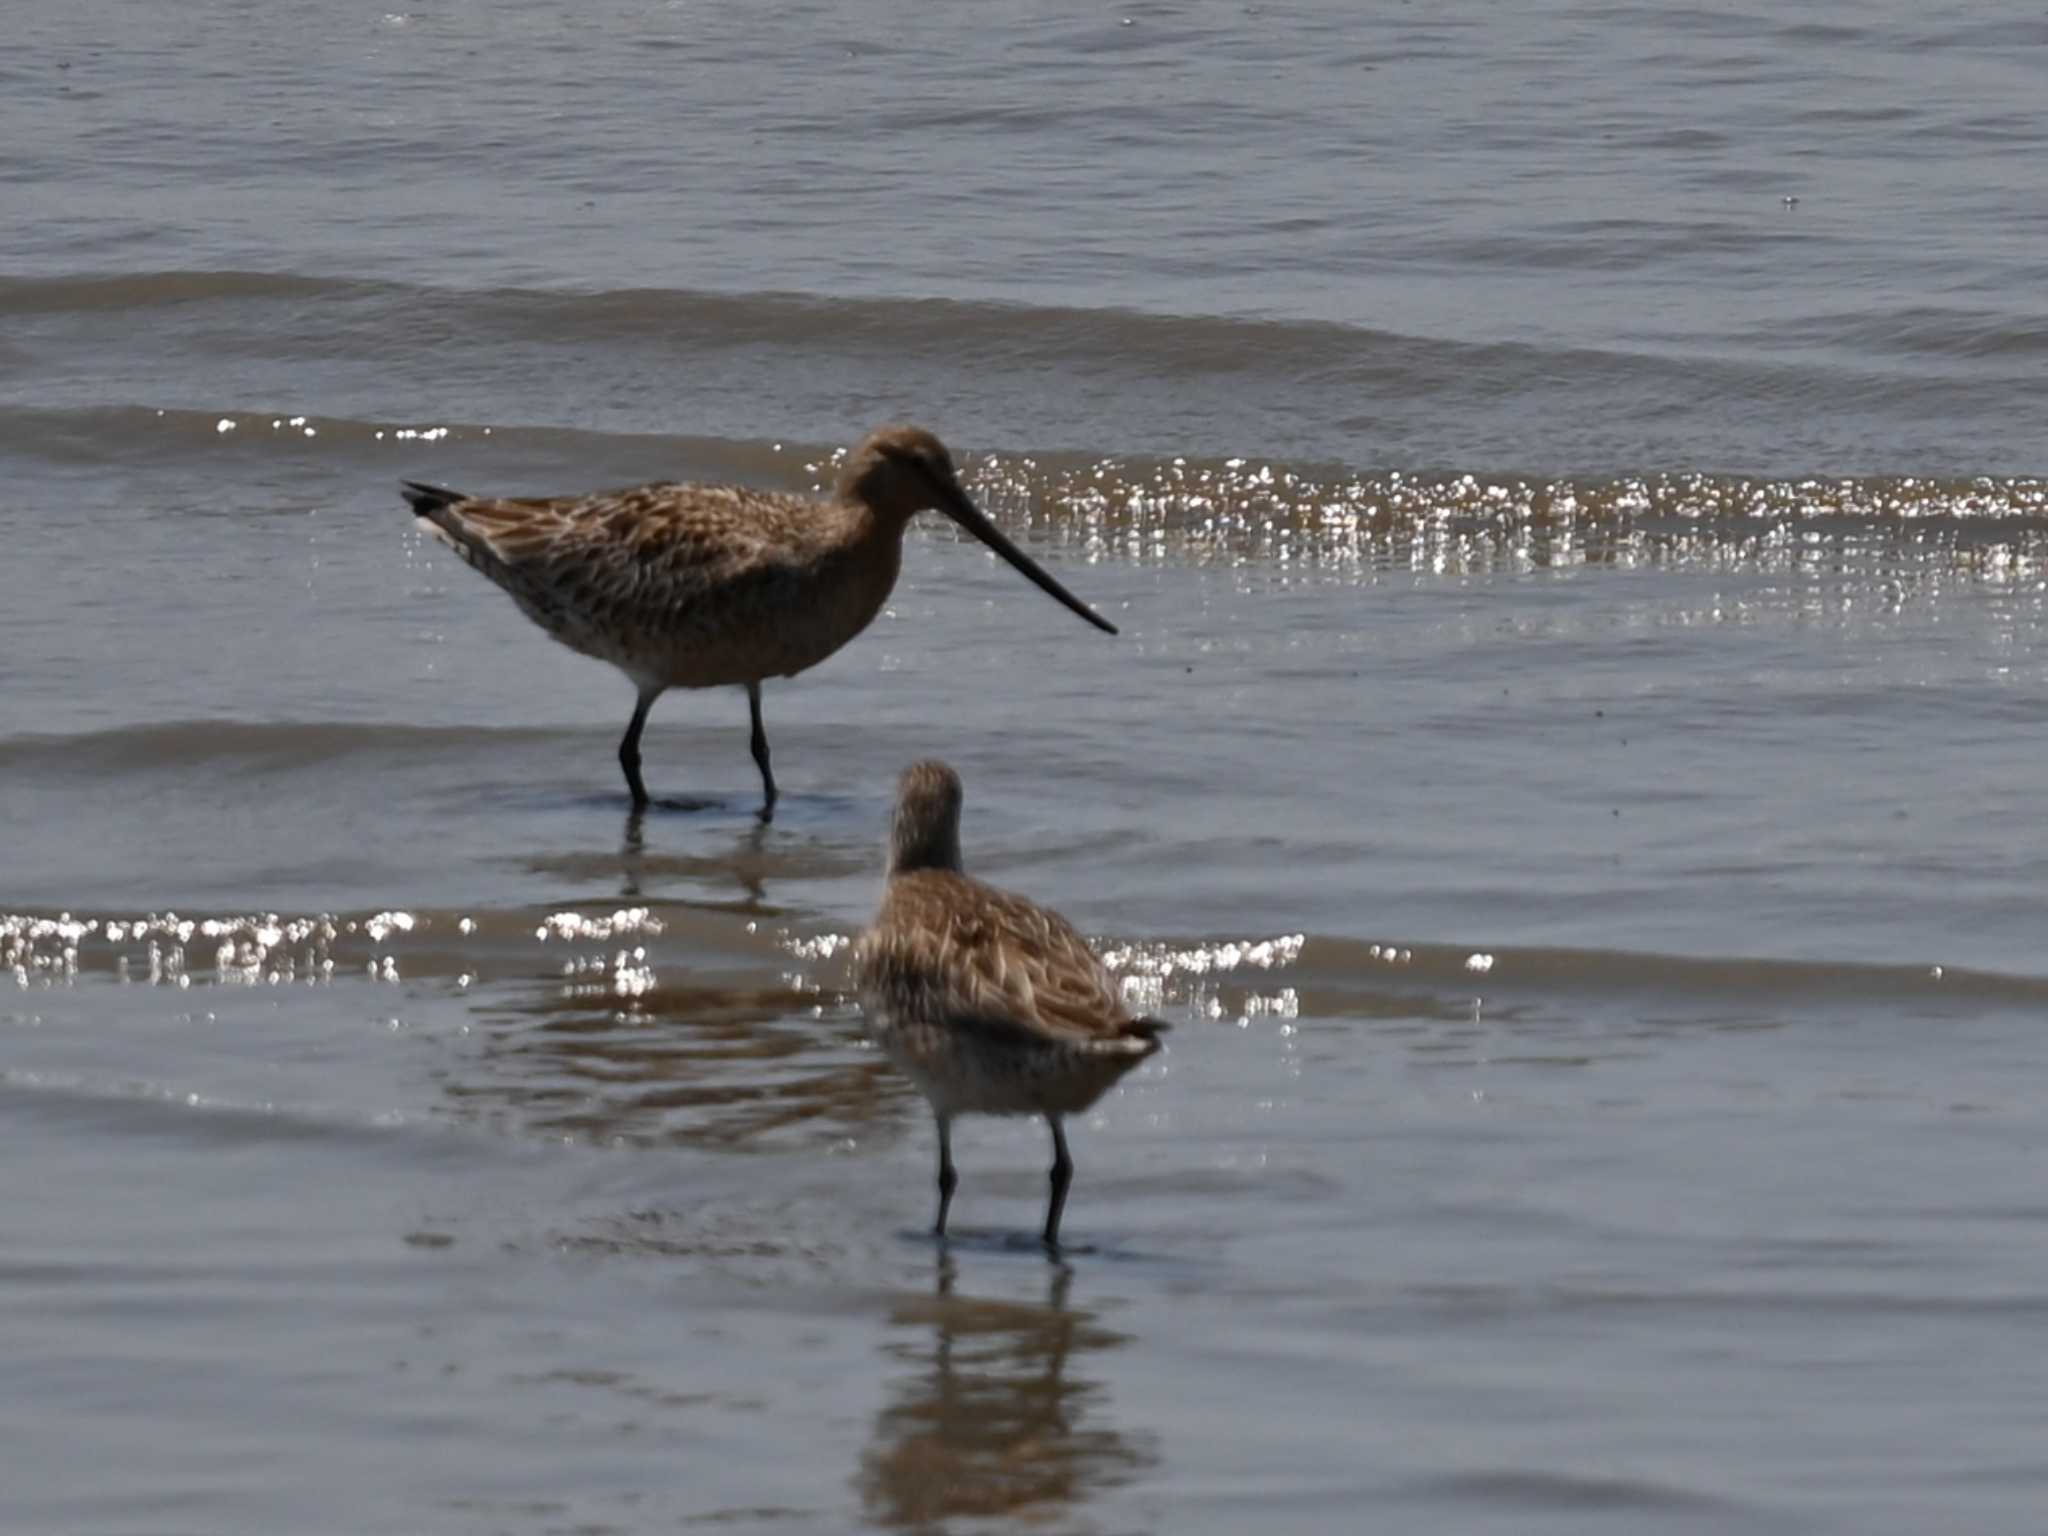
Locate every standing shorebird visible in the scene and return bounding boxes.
[854,760,1167,1249]
[402,425,1115,818]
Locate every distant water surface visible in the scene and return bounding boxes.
[5,3,2048,1533]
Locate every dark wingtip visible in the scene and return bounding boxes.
[1129,1015,1172,1038]
[400,479,468,515]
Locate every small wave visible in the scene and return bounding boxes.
[0,269,343,314]
[1282,935,2048,1009]
[1720,305,2048,365]
[0,1063,437,1154]
[0,267,1556,373]
[9,904,2041,1013]
[0,403,773,477]
[8,267,2046,474]
[5,402,2047,588]
[0,901,785,995]
[1400,1467,1734,1514]
[19,267,2045,386]
[0,718,575,778]
[15,268,2043,472]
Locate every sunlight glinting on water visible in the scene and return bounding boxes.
[988,463,2048,581]
[11,3,2048,1526]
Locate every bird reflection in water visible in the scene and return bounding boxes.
[528,812,870,913]
[449,974,900,1152]
[617,809,770,908]
[858,1255,1156,1528]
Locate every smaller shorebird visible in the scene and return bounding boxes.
[855,760,1167,1249]
[402,426,1115,819]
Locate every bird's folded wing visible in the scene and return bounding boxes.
[860,877,1141,1050]
[426,485,804,612]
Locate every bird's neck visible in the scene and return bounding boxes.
[845,492,919,539]
[888,832,963,877]
[793,498,906,654]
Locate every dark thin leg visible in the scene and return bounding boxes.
[934,1113,958,1237]
[618,687,659,810]
[1043,1116,1073,1250]
[746,680,777,821]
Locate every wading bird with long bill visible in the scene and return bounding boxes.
[402,426,1115,818]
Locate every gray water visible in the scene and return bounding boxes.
[6,2,2048,1531]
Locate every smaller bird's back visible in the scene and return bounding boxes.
[857,868,1164,1119]
[859,760,1161,1047]
[859,869,1165,1053]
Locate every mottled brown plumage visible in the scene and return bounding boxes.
[855,760,1167,1248]
[402,425,1116,817]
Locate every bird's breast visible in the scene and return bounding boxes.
[637,524,903,688]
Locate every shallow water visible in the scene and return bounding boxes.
[6,2,2048,1532]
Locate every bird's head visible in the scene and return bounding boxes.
[888,758,966,876]
[837,424,1118,636]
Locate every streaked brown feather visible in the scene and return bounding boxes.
[400,428,1115,816]
[414,480,890,689]
[856,760,1165,1239]
[855,778,1165,1123]
[857,870,1159,1052]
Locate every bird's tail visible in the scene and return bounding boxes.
[400,479,506,585]
[1123,1015,1171,1052]
[400,479,469,517]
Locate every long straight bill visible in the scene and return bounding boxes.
[938,487,1119,635]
